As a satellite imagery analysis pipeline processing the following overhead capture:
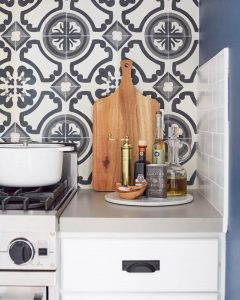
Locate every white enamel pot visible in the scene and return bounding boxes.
[0,143,74,187]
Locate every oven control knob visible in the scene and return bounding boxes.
[9,239,34,265]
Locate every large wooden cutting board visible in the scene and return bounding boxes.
[93,60,160,191]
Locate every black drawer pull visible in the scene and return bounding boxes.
[122,260,160,273]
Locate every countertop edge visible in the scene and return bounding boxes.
[60,217,222,233]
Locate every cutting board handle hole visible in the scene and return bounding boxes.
[124,63,129,68]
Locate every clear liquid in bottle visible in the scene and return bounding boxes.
[166,125,190,197]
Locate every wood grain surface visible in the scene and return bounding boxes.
[93,60,160,191]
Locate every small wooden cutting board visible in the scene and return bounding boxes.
[93,60,160,191]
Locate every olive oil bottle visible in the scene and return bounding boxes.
[166,125,191,196]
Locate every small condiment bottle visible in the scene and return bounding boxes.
[133,140,150,183]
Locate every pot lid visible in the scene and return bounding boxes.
[0,143,66,149]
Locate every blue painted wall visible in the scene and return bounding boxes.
[200,0,240,298]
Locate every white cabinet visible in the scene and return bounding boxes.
[61,293,218,300]
[61,237,219,295]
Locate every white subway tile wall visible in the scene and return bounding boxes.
[197,49,229,215]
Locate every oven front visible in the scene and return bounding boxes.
[0,222,60,299]
[0,271,58,300]
[0,286,47,300]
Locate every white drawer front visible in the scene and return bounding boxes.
[61,293,218,300]
[61,238,218,292]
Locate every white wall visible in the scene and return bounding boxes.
[197,49,229,220]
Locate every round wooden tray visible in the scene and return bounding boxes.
[105,193,193,207]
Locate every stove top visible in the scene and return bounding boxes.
[0,181,70,211]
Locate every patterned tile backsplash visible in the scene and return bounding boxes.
[0,0,199,188]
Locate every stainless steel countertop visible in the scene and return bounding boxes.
[60,190,223,233]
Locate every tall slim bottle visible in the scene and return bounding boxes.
[152,111,165,164]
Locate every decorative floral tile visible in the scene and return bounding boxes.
[167,0,199,34]
[0,122,29,141]
[18,92,65,137]
[120,0,163,33]
[69,46,120,100]
[0,38,12,65]
[0,0,199,188]
[154,72,183,103]
[51,72,81,101]
[103,21,132,51]
[77,153,92,189]
[20,36,63,83]
[0,111,10,133]
[121,40,165,88]
[19,1,63,33]
[185,152,197,186]
[67,93,93,122]
[169,42,199,86]
[0,3,13,33]
[68,0,114,33]
[67,136,92,165]
[0,51,17,135]
[2,21,30,51]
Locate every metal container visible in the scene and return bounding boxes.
[121,136,132,186]
[146,164,167,198]
[0,143,74,187]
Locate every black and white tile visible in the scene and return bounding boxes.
[0,0,199,188]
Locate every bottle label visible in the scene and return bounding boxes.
[153,150,165,164]
[146,164,167,198]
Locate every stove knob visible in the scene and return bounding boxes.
[9,239,34,265]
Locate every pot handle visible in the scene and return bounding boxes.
[58,146,75,152]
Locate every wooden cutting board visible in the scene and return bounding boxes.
[93,60,160,191]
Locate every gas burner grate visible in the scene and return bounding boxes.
[1,196,29,210]
[0,181,67,211]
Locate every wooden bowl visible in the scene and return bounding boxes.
[116,182,147,200]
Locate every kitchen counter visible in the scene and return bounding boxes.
[60,190,223,233]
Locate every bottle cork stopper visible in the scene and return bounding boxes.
[138,140,147,146]
[169,124,179,138]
